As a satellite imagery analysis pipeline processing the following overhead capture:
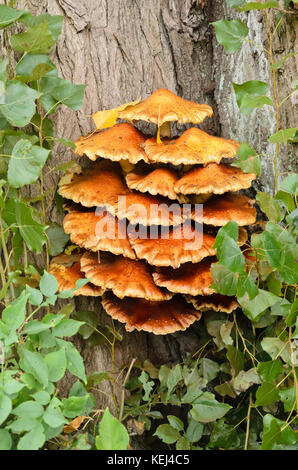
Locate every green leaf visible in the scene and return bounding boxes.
[154,424,181,444]
[46,223,69,256]
[261,414,297,450]
[167,364,183,396]
[232,142,261,175]
[17,422,45,450]
[0,58,8,83]
[86,372,111,390]
[43,400,67,428]
[0,429,12,450]
[269,128,298,144]
[176,436,191,450]
[13,400,44,419]
[237,272,258,299]
[276,190,295,212]
[280,173,298,194]
[191,397,231,423]
[199,358,220,382]
[270,52,298,71]
[25,285,43,306]
[226,345,245,375]
[139,371,154,401]
[167,415,184,432]
[239,94,273,114]
[44,348,67,382]
[232,368,261,394]
[239,1,279,11]
[0,391,12,426]
[0,6,27,29]
[255,382,280,407]
[212,19,249,53]
[209,419,240,449]
[262,231,284,268]
[29,63,55,81]
[185,419,204,443]
[11,21,56,54]
[31,391,51,406]
[96,408,129,450]
[261,337,291,364]
[20,348,48,386]
[62,395,89,418]
[258,360,284,382]
[21,13,63,41]
[53,319,84,338]
[8,139,50,188]
[233,80,268,107]
[3,199,47,253]
[256,192,283,223]
[240,289,279,322]
[211,264,237,295]
[40,270,58,297]
[279,387,295,413]
[40,76,86,111]
[1,291,28,334]
[56,338,86,382]
[0,81,39,127]
[215,235,245,273]
[16,54,57,78]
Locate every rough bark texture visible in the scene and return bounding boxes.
[3,0,297,410]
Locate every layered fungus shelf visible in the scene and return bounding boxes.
[50,89,257,335]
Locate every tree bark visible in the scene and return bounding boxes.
[4,0,297,410]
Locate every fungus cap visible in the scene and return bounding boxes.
[49,254,103,297]
[153,257,216,296]
[128,223,216,268]
[80,252,172,301]
[102,292,202,334]
[174,163,256,195]
[125,167,179,201]
[186,294,239,313]
[75,123,148,164]
[63,210,136,259]
[118,89,213,126]
[143,128,239,166]
[192,193,256,226]
[58,160,129,209]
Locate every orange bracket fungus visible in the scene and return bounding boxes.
[51,88,257,335]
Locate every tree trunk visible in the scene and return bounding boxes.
[8,0,298,409]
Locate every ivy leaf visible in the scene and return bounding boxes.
[154,424,181,444]
[44,348,67,382]
[0,5,28,29]
[240,289,279,322]
[17,422,45,450]
[16,54,57,78]
[0,391,12,426]
[52,319,84,338]
[237,272,258,300]
[13,400,44,419]
[233,80,268,107]
[21,13,63,41]
[167,364,183,397]
[8,139,50,188]
[20,348,49,386]
[199,358,220,382]
[256,192,283,223]
[139,371,154,401]
[261,414,297,450]
[275,190,295,212]
[0,81,39,127]
[262,231,284,268]
[40,77,86,111]
[167,415,184,432]
[239,94,273,114]
[239,1,279,11]
[191,397,231,423]
[279,387,295,413]
[11,21,56,54]
[185,419,203,443]
[0,429,12,450]
[62,395,89,419]
[56,338,86,382]
[211,264,237,295]
[232,142,261,175]
[255,382,280,407]
[40,271,58,297]
[261,337,291,364]
[96,408,129,450]
[280,173,298,194]
[46,223,69,256]
[269,128,298,144]
[212,19,249,53]
[209,419,240,449]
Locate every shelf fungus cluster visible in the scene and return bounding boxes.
[51,89,257,335]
